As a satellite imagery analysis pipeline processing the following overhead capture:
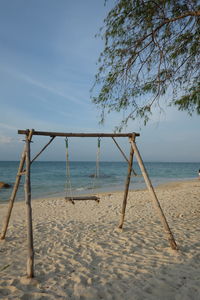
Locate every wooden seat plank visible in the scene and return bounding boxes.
[65,196,100,204]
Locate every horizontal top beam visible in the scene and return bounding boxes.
[18,129,140,138]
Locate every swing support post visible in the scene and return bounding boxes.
[130,140,178,250]
[24,130,34,278]
[0,130,33,240]
[0,134,56,240]
[119,136,135,228]
[1,147,26,240]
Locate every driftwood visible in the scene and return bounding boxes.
[65,196,100,204]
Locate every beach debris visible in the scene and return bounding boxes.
[0,182,11,189]
[89,174,96,178]
[178,213,184,218]
[0,264,11,271]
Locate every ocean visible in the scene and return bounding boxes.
[0,161,199,203]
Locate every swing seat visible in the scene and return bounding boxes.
[65,196,100,204]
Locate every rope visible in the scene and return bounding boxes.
[65,138,73,199]
[65,137,101,198]
[91,137,101,192]
[96,137,101,178]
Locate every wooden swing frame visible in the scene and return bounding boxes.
[0,129,178,278]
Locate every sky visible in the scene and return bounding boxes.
[0,0,199,162]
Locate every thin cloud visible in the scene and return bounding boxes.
[1,67,89,106]
[0,135,13,144]
[0,122,17,131]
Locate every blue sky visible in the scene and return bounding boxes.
[0,0,199,162]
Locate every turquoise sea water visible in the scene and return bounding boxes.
[0,161,199,203]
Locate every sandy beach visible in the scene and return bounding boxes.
[0,179,200,299]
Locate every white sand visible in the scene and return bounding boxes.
[0,179,200,299]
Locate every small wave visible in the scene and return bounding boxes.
[75,187,86,191]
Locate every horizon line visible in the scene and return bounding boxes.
[0,160,199,163]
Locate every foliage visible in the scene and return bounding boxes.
[92,0,200,129]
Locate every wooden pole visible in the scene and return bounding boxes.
[0,148,26,240]
[130,140,178,250]
[1,130,34,240]
[112,137,137,176]
[24,130,34,278]
[30,136,55,164]
[118,137,134,228]
[18,130,140,138]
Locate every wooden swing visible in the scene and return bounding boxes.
[0,129,178,279]
[64,137,100,204]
